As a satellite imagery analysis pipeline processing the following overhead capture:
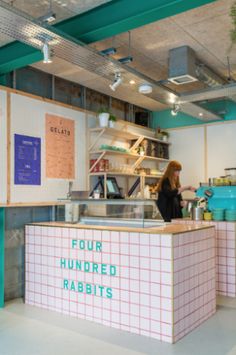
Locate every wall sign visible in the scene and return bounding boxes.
[14,134,41,185]
[45,114,75,179]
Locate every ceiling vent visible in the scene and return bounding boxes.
[168,46,198,85]
[168,46,225,87]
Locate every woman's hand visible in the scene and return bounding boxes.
[189,186,197,192]
[178,185,190,193]
[178,186,197,194]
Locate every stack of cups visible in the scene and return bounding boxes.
[225,210,236,221]
[212,209,225,221]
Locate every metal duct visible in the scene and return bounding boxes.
[177,82,236,104]
[168,46,198,85]
[168,45,226,88]
[0,1,221,121]
[195,64,225,88]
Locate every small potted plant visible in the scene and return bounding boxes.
[161,130,169,142]
[108,114,117,128]
[155,126,163,140]
[155,127,169,141]
[97,107,110,127]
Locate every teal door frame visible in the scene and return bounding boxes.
[0,207,5,308]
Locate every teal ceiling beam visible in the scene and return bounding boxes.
[0,0,217,74]
[57,0,217,43]
[0,43,42,74]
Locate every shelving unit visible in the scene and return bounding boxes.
[88,126,170,199]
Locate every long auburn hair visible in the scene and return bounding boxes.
[157,160,182,192]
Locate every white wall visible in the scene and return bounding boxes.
[0,91,7,203]
[6,88,234,203]
[207,122,236,178]
[10,92,87,203]
[169,122,236,196]
[169,126,205,198]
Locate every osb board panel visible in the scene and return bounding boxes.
[45,114,75,179]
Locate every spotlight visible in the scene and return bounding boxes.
[42,42,52,64]
[118,56,133,64]
[138,84,152,94]
[168,93,177,104]
[109,73,122,91]
[38,0,56,23]
[171,104,180,116]
[100,47,117,56]
[38,10,56,23]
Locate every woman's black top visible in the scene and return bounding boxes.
[157,178,183,222]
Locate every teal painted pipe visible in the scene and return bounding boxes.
[0,208,5,308]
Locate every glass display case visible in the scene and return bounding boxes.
[57,198,164,228]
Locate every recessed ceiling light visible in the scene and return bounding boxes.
[129,80,135,85]
[138,83,152,94]
[199,112,203,117]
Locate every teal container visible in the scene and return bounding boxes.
[212,209,225,221]
[225,209,236,221]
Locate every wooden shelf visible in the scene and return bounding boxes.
[90,149,169,162]
[89,127,170,145]
[142,134,171,145]
[89,172,163,179]
[144,174,163,178]
[90,149,137,159]
[89,127,139,140]
[89,172,140,177]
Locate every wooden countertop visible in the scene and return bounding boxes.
[175,218,236,224]
[28,221,214,235]
[0,202,64,207]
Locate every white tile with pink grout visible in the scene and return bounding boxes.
[174,220,236,297]
[25,224,216,343]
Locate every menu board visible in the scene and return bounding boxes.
[45,114,75,179]
[14,134,41,185]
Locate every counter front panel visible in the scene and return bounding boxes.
[175,220,236,297]
[25,224,215,343]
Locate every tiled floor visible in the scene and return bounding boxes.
[0,297,236,355]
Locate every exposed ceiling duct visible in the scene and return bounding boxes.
[0,1,221,121]
[168,45,226,87]
[167,45,236,106]
[177,82,236,104]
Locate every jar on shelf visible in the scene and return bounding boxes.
[105,159,109,172]
[90,159,99,172]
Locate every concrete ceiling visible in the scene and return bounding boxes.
[0,0,111,46]
[1,0,236,111]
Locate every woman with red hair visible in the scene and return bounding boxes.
[157,160,196,222]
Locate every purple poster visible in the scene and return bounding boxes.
[14,134,41,185]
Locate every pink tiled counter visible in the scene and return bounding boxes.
[25,223,215,343]
[174,220,236,297]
